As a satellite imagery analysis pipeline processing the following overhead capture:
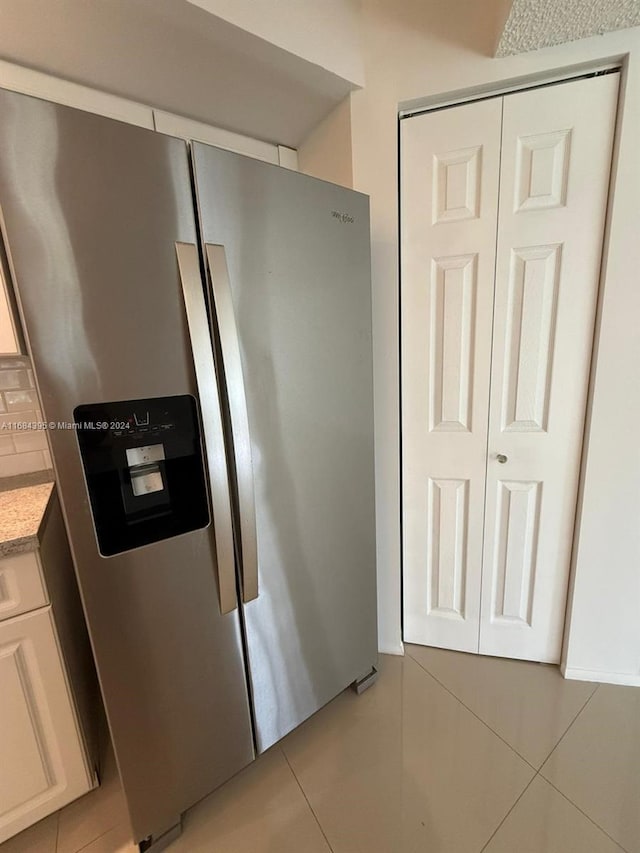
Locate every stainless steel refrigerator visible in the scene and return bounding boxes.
[0,89,377,850]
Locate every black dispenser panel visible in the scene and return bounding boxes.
[74,395,210,556]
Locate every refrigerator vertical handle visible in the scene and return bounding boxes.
[175,242,238,615]
[204,243,259,603]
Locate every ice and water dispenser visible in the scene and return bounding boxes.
[74,395,209,556]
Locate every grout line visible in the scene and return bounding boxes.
[540,776,630,853]
[405,651,538,771]
[479,773,538,852]
[477,684,614,850]
[65,821,124,853]
[54,810,60,853]
[407,654,629,851]
[538,683,600,771]
[280,747,335,853]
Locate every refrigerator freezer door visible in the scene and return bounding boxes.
[0,91,254,843]
[192,144,378,752]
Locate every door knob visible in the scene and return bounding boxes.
[497,454,508,464]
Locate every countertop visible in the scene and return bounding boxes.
[0,481,54,557]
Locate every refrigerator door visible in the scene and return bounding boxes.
[192,144,378,752]
[0,91,254,843]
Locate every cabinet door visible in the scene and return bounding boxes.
[401,98,502,652]
[0,551,48,623]
[479,74,619,662]
[0,607,92,843]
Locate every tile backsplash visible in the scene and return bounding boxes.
[0,356,52,477]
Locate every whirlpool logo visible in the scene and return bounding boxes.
[332,210,355,224]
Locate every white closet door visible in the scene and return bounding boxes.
[401,99,502,652]
[479,75,619,662]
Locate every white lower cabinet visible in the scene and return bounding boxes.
[0,491,98,844]
[0,606,93,842]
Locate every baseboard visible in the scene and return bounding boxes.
[562,665,640,687]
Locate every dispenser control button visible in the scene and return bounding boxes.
[126,444,165,466]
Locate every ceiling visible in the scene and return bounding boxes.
[0,0,357,147]
[4,0,635,138]
[497,0,640,56]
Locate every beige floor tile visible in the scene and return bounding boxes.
[280,653,406,794]
[0,813,58,853]
[282,654,534,853]
[407,644,597,768]
[57,743,130,853]
[484,775,625,852]
[168,746,331,853]
[541,684,640,853]
[73,823,137,853]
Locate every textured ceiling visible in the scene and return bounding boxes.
[497,0,640,56]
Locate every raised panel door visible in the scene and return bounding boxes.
[0,551,48,623]
[480,74,619,662]
[401,98,502,652]
[0,607,92,843]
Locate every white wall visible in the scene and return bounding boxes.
[186,0,365,86]
[326,0,640,667]
[562,52,640,686]
[297,97,354,188]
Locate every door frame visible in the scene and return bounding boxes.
[398,57,625,667]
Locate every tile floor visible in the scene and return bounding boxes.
[4,647,639,853]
